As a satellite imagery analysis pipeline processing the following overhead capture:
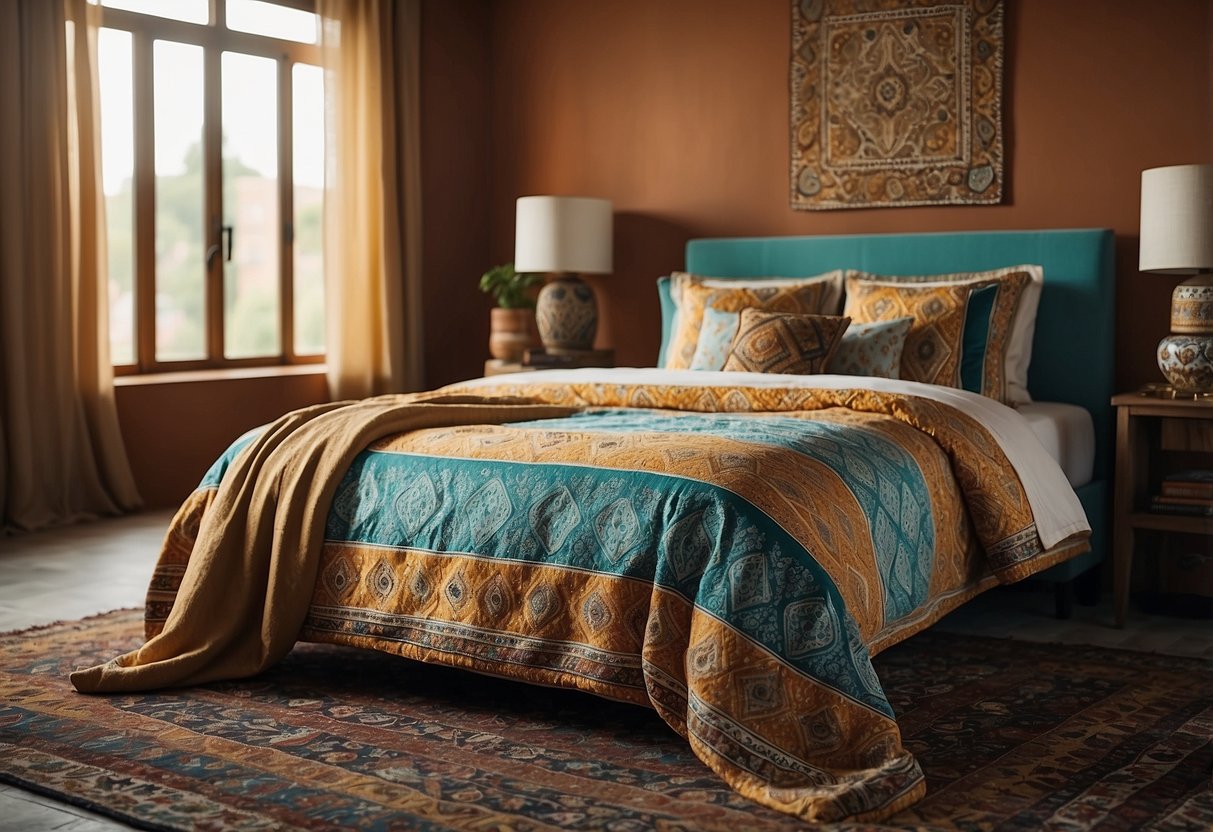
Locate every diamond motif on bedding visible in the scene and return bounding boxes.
[784,599,838,657]
[394,473,439,535]
[529,486,582,554]
[581,591,614,633]
[593,498,640,564]
[661,510,713,582]
[728,553,771,611]
[480,574,514,622]
[366,560,396,602]
[464,478,513,547]
[904,323,952,383]
[323,556,357,600]
[800,706,843,752]
[740,671,786,717]
[409,568,431,602]
[444,571,469,612]
[688,638,725,679]
[526,584,560,627]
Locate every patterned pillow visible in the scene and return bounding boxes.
[845,265,1043,403]
[844,268,1033,402]
[665,271,844,370]
[722,309,850,375]
[826,317,913,379]
[689,306,742,370]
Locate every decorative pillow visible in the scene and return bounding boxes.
[845,265,1043,403]
[826,316,913,379]
[844,267,1033,402]
[665,271,844,370]
[722,309,850,375]
[689,306,742,371]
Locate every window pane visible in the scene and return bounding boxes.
[293,63,324,355]
[98,28,135,366]
[153,40,206,362]
[222,51,280,359]
[101,0,208,25]
[227,0,318,44]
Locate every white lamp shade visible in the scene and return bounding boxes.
[515,196,613,274]
[1140,163,1213,274]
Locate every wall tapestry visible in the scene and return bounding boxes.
[790,0,1005,210]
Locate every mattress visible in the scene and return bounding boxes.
[1017,402,1095,488]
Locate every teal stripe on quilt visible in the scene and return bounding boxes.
[960,282,999,394]
[197,431,261,490]
[509,410,936,624]
[326,451,891,716]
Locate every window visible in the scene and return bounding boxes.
[96,0,325,373]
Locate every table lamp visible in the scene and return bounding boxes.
[514,196,613,354]
[1140,163,1213,394]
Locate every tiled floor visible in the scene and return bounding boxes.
[1,511,1210,830]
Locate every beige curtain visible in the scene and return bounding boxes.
[319,0,424,400]
[0,0,142,533]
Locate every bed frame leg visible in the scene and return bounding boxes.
[1054,581,1074,620]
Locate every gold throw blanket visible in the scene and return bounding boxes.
[71,395,578,693]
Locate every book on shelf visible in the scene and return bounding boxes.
[1153,494,1213,507]
[1160,478,1213,499]
[1149,496,1213,517]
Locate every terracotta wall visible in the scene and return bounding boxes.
[115,371,328,508]
[468,0,1212,389]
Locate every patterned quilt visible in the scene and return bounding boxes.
[145,378,1089,823]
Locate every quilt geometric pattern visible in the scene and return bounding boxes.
[790,0,1005,210]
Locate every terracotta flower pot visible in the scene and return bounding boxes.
[489,307,538,361]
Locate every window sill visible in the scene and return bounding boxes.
[114,364,327,387]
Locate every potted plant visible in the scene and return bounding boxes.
[479,263,542,362]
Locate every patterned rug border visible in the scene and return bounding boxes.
[4,610,1210,832]
[0,769,175,832]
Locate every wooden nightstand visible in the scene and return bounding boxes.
[1111,391,1213,628]
[484,348,615,377]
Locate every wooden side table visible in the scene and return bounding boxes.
[1111,391,1213,627]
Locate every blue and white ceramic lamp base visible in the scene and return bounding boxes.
[1158,277,1213,393]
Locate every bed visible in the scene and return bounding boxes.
[72,228,1115,824]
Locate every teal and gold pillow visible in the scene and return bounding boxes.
[843,268,1032,402]
[689,307,742,370]
[665,271,844,370]
[825,316,913,379]
[722,309,850,375]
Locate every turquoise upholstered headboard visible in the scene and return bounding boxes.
[658,228,1116,481]
[659,229,1115,583]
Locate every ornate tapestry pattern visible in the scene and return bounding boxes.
[143,380,1088,823]
[790,0,1005,209]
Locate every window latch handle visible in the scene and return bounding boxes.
[207,223,234,267]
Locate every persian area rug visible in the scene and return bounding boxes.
[2,611,1210,832]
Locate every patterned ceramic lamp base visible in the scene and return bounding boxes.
[1158,334,1213,393]
[536,276,598,354]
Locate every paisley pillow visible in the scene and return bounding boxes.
[722,309,850,376]
[844,265,1042,403]
[665,271,844,370]
[825,317,913,379]
[844,269,1032,402]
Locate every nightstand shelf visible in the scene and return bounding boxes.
[1111,391,1213,628]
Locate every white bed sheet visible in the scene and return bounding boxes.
[1015,402,1095,489]
[460,367,1091,549]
